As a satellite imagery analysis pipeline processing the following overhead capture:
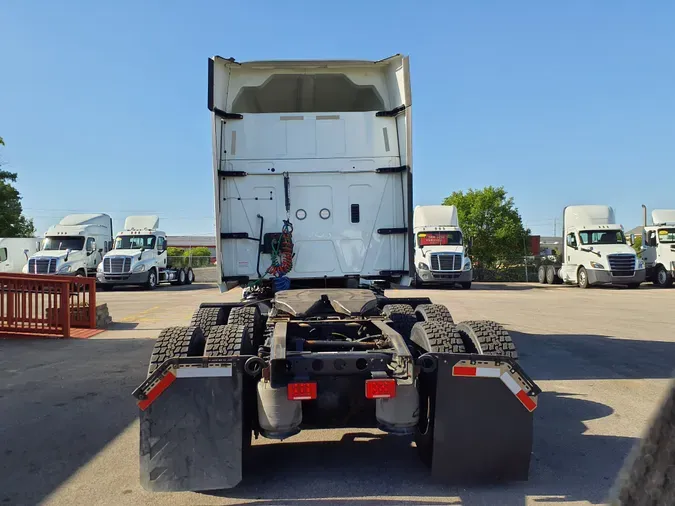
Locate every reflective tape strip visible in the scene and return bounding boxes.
[500,371,521,394]
[138,371,176,411]
[516,390,537,412]
[176,366,233,378]
[453,365,500,378]
[453,362,537,412]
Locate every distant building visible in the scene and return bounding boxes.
[167,236,216,259]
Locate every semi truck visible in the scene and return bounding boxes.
[0,237,41,273]
[537,205,645,288]
[132,53,541,493]
[23,213,113,277]
[96,215,194,290]
[635,205,675,288]
[413,205,472,288]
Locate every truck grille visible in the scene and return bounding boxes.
[27,258,57,274]
[607,254,636,277]
[430,253,462,271]
[104,257,132,274]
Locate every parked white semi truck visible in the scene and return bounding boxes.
[413,205,472,288]
[0,237,41,273]
[636,205,675,288]
[96,216,195,290]
[24,214,113,276]
[539,205,645,288]
[131,54,541,494]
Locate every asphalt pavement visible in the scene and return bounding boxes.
[1,282,673,506]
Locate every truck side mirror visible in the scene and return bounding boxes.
[24,249,30,259]
[98,248,103,253]
[629,234,635,246]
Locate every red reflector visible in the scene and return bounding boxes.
[138,371,176,411]
[287,382,317,401]
[516,389,537,412]
[453,366,477,377]
[365,378,397,399]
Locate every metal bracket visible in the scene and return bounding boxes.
[378,227,408,234]
[214,108,243,120]
[376,165,408,174]
[218,170,247,178]
[376,105,406,117]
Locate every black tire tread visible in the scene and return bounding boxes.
[411,321,466,354]
[414,303,454,324]
[147,326,205,376]
[382,304,416,339]
[227,306,262,347]
[456,320,518,359]
[204,324,252,356]
[190,307,227,337]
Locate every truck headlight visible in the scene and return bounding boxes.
[133,264,146,273]
[418,262,429,270]
[58,264,72,273]
[637,259,644,269]
[97,263,104,272]
[590,261,604,269]
[463,259,472,271]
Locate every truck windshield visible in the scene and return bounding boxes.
[579,230,625,245]
[658,228,675,243]
[115,235,156,250]
[42,236,85,251]
[417,232,462,246]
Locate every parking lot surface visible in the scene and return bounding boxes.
[1,282,673,505]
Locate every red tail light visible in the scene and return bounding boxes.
[365,378,397,399]
[287,382,317,401]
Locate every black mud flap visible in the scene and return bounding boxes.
[416,353,540,484]
[133,358,246,492]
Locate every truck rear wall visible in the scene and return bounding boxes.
[210,55,413,286]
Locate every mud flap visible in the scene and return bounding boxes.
[135,359,245,492]
[416,353,540,484]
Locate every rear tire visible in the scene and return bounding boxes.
[190,306,228,337]
[147,326,206,376]
[655,265,673,288]
[414,303,454,324]
[538,265,547,284]
[455,320,518,359]
[227,305,264,348]
[185,267,194,285]
[410,321,466,354]
[460,282,472,290]
[546,265,557,285]
[171,268,187,286]
[382,304,416,340]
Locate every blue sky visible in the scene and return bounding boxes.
[1,1,673,237]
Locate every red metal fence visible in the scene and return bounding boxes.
[0,273,97,338]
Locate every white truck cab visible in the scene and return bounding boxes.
[558,205,645,289]
[24,214,113,276]
[97,216,194,290]
[0,237,41,273]
[637,206,675,288]
[413,205,472,289]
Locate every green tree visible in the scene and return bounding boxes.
[442,186,530,267]
[631,235,642,254]
[184,246,213,267]
[0,137,36,237]
[166,246,185,258]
